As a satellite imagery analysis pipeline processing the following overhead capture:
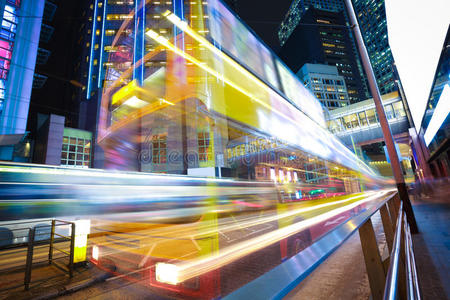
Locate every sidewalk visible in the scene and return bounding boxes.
[410,179,450,300]
[284,211,387,299]
[0,260,110,300]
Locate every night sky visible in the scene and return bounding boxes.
[232,0,293,52]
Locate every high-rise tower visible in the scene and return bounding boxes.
[352,0,396,95]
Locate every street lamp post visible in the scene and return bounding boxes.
[344,0,419,233]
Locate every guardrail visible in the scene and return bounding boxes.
[383,201,421,300]
[0,219,76,290]
[224,192,421,300]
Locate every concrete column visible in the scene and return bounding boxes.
[408,127,432,179]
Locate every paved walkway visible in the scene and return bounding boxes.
[284,212,387,300]
[286,180,449,300]
[0,260,108,300]
[410,179,450,300]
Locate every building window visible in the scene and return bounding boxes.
[384,104,395,120]
[343,113,359,129]
[107,14,133,21]
[358,111,368,126]
[152,134,167,164]
[392,101,406,118]
[366,108,377,124]
[61,136,91,168]
[198,132,212,162]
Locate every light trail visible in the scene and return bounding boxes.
[159,190,390,283]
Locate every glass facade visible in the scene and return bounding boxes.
[0,2,20,115]
[327,100,406,134]
[60,128,92,168]
[353,0,396,95]
[95,0,378,183]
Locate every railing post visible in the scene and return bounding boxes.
[387,198,398,228]
[359,218,386,300]
[24,228,35,290]
[380,204,394,254]
[49,219,55,264]
[69,223,75,278]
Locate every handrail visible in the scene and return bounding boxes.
[225,191,421,300]
[224,191,397,299]
[383,201,403,300]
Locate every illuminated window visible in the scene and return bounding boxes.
[97,16,101,22]
[198,132,212,162]
[94,44,99,50]
[152,134,167,164]
[366,108,377,124]
[322,43,336,48]
[384,104,395,120]
[105,29,116,36]
[107,14,133,20]
[392,101,406,118]
[343,114,359,129]
[93,59,98,66]
[96,29,100,35]
[358,111,368,126]
[61,136,91,168]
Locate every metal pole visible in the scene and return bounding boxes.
[24,228,35,290]
[49,219,55,264]
[344,0,418,233]
[69,223,75,278]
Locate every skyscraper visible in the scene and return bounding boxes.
[352,0,396,95]
[278,0,345,46]
[298,63,350,109]
[0,0,45,161]
[278,7,366,103]
[278,0,369,101]
[0,0,45,136]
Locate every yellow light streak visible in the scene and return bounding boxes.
[146,17,375,176]
[171,190,390,283]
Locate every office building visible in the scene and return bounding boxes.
[352,0,396,95]
[278,0,345,46]
[326,91,414,178]
[278,7,366,103]
[0,0,45,161]
[298,63,350,109]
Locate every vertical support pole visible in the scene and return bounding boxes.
[359,219,386,300]
[380,204,394,254]
[387,198,398,227]
[344,0,418,233]
[69,223,75,278]
[49,219,55,264]
[24,228,35,290]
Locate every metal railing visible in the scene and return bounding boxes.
[383,201,421,300]
[224,191,421,300]
[0,219,76,290]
